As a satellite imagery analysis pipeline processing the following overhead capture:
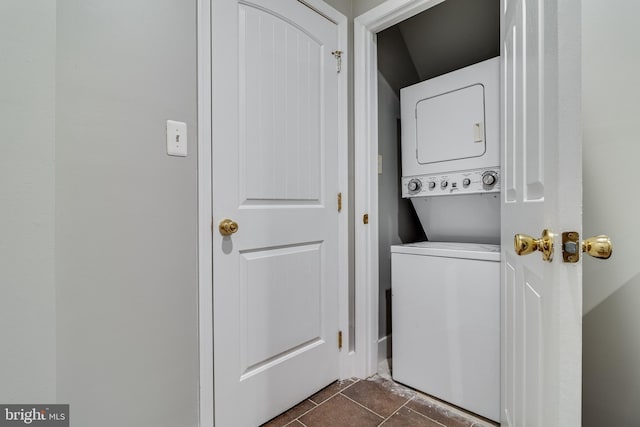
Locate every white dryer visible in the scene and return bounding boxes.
[391,242,500,421]
[400,57,500,183]
[399,57,501,244]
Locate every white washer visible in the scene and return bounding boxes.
[391,242,500,422]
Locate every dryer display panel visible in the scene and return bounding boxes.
[416,84,486,165]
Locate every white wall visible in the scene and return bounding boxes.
[582,0,640,314]
[55,1,199,426]
[0,0,57,403]
[582,0,640,425]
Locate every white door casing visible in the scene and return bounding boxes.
[210,1,347,425]
[501,0,582,426]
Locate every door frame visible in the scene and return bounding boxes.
[197,1,349,426]
[353,0,448,378]
[196,1,213,426]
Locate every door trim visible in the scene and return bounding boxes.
[197,0,213,426]
[353,0,447,378]
[197,1,348,425]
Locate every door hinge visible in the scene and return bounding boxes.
[331,50,343,73]
[363,213,369,225]
[337,192,342,212]
[338,330,343,350]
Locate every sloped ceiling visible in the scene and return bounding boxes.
[378,0,500,93]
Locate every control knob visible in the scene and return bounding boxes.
[441,180,448,189]
[462,178,471,187]
[428,181,436,190]
[482,171,498,187]
[407,179,422,192]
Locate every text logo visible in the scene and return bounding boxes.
[0,405,68,426]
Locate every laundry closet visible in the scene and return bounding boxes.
[375,0,501,421]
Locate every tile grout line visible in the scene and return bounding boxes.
[287,380,360,426]
[338,391,392,420]
[408,408,448,427]
[403,396,448,427]
[416,409,448,427]
[279,399,317,427]
[409,390,494,426]
[308,379,359,405]
[376,397,412,426]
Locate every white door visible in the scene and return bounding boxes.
[501,0,584,425]
[211,1,341,425]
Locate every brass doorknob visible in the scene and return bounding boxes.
[514,229,554,262]
[582,235,612,259]
[219,219,239,236]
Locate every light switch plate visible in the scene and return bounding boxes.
[378,154,383,175]
[167,120,187,157]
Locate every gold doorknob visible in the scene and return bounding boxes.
[582,235,612,259]
[219,218,239,236]
[514,229,554,262]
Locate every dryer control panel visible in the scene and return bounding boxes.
[402,168,500,198]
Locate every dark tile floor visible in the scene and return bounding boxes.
[261,376,499,427]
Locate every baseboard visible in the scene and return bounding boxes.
[377,335,392,377]
[377,335,391,364]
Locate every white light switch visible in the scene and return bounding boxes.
[167,120,187,157]
[378,155,383,175]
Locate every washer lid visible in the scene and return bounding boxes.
[391,241,500,261]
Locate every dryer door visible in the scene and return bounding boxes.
[416,84,486,164]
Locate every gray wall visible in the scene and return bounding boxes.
[377,73,425,342]
[396,0,499,82]
[353,0,386,17]
[323,0,351,17]
[377,26,420,94]
[582,0,640,425]
[0,0,57,403]
[375,0,499,95]
[55,1,199,426]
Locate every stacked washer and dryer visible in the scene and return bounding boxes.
[391,57,501,422]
